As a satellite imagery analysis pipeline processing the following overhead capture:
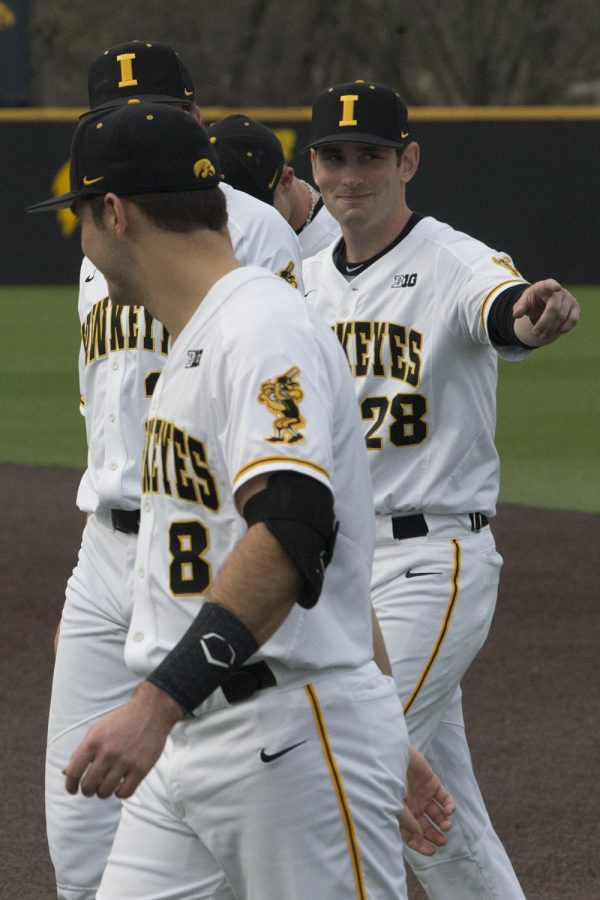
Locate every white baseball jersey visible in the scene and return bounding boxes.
[297,200,341,258]
[304,216,530,518]
[125,266,376,701]
[76,182,304,514]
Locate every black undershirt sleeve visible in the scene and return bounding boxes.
[487,284,535,348]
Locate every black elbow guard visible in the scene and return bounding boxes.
[243,471,338,609]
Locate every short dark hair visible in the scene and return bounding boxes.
[75,195,105,226]
[76,188,228,234]
[128,188,228,234]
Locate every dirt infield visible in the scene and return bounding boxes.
[2,462,598,900]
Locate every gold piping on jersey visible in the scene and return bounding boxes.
[479,279,524,338]
[233,455,330,485]
[404,539,461,714]
[305,684,367,899]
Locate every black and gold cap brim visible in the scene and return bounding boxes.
[84,93,194,116]
[302,132,408,153]
[27,192,82,213]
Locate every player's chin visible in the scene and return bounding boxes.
[336,204,372,228]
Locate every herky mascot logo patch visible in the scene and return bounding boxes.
[258,367,305,444]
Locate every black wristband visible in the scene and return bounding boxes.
[147,602,259,713]
[487,284,533,348]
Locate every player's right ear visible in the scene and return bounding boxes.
[279,165,295,190]
[103,193,130,237]
[189,103,203,124]
[399,142,420,183]
[309,149,319,188]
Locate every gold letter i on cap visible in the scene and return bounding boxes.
[338,94,359,127]
[117,53,138,88]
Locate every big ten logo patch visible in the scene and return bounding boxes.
[0,2,16,29]
[52,162,78,238]
[392,273,417,288]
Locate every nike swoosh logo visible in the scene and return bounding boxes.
[267,168,279,190]
[405,568,442,578]
[84,271,96,283]
[401,131,409,139]
[184,88,193,96]
[260,740,307,763]
[346,264,362,273]
[82,175,104,186]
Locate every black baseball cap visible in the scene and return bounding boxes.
[206,115,284,205]
[87,40,195,111]
[27,102,221,212]
[304,80,410,150]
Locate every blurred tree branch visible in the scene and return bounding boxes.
[28,0,600,106]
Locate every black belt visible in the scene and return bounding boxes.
[221,661,276,703]
[111,508,141,535]
[392,512,489,540]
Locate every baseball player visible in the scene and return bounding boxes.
[33,101,413,899]
[41,40,306,900]
[207,114,340,257]
[302,80,580,899]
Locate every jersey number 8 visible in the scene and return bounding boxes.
[169,520,212,595]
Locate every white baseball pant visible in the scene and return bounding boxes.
[372,514,526,899]
[97,663,410,899]
[46,514,140,899]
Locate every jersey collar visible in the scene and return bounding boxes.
[333,212,423,278]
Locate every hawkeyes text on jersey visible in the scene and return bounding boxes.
[142,417,220,510]
[334,320,423,385]
[81,298,169,366]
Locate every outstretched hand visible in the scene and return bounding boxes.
[513,279,580,345]
[63,682,184,800]
[399,747,456,856]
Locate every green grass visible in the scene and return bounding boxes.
[496,286,599,512]
[1,286,86,468]
[1,284,598,512]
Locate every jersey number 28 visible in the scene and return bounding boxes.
[361,392,427,449]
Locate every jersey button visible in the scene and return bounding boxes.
[109,461,117,470]
[144,500,151,512]
[108,414,116,423]
[132,631,144,642]
[137,568,145,579]
[111,361,119,371]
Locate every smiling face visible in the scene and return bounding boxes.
[311,141,419,255]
